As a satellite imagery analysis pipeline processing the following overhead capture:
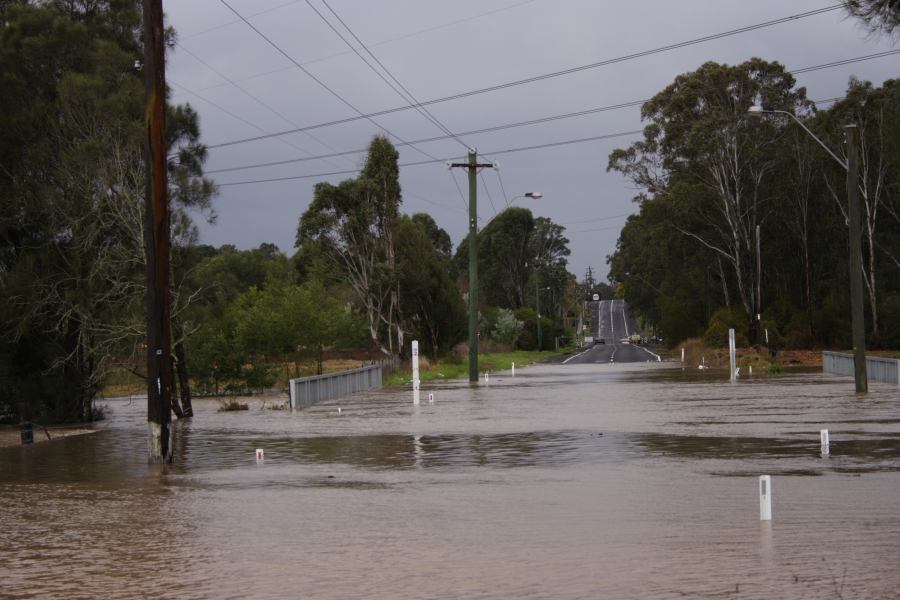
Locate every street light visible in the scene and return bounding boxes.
[748,105,867,392]
[503,191,542,210]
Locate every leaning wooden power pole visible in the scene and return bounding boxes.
[450,151,495,383]
[143,0,173,461]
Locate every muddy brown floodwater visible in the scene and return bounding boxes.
[2,363,899,599]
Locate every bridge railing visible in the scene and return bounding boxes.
[288,364,383,409]
[822,351,899,384]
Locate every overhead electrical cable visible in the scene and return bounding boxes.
[206,99,645,174]
[207,4,843,150]
[479,172,499,216]
[203,46,896,176]
[217,0,442,163]
[214,84,855,190]
[448,170,469,211]
[216,129,644,187]
[306,0,470,150]
[174,41,356,169]
[182,0,303,39]
[190,0,537,91]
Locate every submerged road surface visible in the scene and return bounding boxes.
[566,299,661,364]
[2,364,900,598]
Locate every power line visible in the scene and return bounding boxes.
[207,4,842,150]
[206,99,645,174]
[448,169,469,212]
[566,224,624,234]
[316,0,472,151]
[559,213,632,225]
[174,41,355,170]
[479,172,498,217]
[217,0,442,163]
[216,129,644,187]
[204,46,897,176]
[404,190,468,215]
[181,0,303,39]
[189,0,537,92]
[211,82,853,189]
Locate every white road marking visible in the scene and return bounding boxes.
[563,347,593,364]
[636,345,662,362]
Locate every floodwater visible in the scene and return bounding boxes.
[2,363,899,599]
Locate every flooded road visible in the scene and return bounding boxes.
[2,363,899,599]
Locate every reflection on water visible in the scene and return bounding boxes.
[2,363,900,598]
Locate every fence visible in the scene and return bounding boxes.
[288,364,383,409]
[822,351,900,384]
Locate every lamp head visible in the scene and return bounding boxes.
[747,105,765,118]
[525,192,543,199]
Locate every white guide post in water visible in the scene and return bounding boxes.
[681,347,685,363]
[255,448,264,462]
[484,372,490,384]
[759,475,772,521]
[412,341,420,405]
[729,328,737,383]
[428,392,434,403]
[512,362,515,377]
[821,429,830,456]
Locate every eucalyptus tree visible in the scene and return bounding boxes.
[843,0,900,35]
[297,136,404,356]
[395,215,466,358]
[815,78,900,344]
[0,1,214,423]
[609,58,811,343]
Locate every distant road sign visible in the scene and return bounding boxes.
[592,293,599,301]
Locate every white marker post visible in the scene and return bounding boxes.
[255,448,264,462]
[511,362,515,377]
[759,475,772,521]
[729,328,737,383]
[412,340,420,405]
[428,393,434,403]
[681,347,685,363]
[820,429,830,456]
[484,372,490,385]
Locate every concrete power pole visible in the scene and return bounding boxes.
[143,0,173,461]
[845,125,868,393]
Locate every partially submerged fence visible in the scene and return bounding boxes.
[288,364,383,409]
[822,351,900,384]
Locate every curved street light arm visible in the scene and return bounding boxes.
[750,107,848,171]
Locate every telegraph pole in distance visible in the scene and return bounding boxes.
[143,0,173,461]
[845,124,867,393]
[450,150,495,383]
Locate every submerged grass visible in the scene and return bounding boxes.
[217,399,249,412]
[384,349,560,386]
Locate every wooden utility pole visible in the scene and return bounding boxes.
[143,0,173,461]
[845,125,868,393]
[450,151,494,383]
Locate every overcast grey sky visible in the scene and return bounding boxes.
[164,0,898,282]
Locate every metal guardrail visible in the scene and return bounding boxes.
[288,364,383,409]
[822,351,899,384]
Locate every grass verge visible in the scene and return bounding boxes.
[384,349,560,387]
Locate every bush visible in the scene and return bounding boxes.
[492,308,524,347]
[703,307,748,347]
[218,399,249,412]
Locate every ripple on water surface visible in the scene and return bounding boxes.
[2,363,899,598]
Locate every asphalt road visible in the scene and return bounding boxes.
[564,299,661,364]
